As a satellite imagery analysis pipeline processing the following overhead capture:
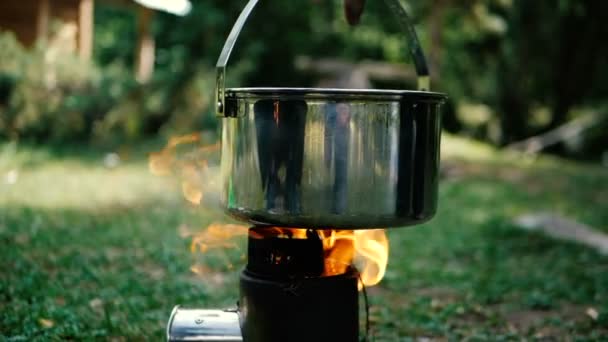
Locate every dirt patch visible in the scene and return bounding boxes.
[505,309,555,333]
[446,301,597,338]
[415,287,462,308]
[500,303,590,337]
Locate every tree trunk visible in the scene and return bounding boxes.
[78,0,94,60]
[135,6,155,83]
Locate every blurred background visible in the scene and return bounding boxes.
[0,0,607,158]
[1,0,607,340]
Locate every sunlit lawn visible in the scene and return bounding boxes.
[1,136,607,340]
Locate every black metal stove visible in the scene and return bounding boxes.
[167,227,361,342]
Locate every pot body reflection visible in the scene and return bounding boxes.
[220,88,445,229]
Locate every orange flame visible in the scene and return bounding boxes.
[148,133,219,205]
[184,223,249,274]
[322,229,389,288]
[249,227,389,288]
[150,135,390,289]
[190,223,249,254]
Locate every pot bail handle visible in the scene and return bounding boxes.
[215,0,430,117]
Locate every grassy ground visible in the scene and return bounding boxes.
[1,136,607,340]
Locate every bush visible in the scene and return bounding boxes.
[91,66,218,143]
[0,31,136,142]
[0,30,217,144]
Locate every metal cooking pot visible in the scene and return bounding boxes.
[216,0,446,229]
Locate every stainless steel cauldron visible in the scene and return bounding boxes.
[216,0,446,229]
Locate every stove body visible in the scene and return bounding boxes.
[168,228,360,342]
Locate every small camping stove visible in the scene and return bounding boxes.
[167,227,361,342]
[167,0,446,340]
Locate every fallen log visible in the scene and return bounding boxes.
[295,56,418,83]
[507,112,602,154]
[514,212,608,255]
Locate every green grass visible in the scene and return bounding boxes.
[1,136,607,340]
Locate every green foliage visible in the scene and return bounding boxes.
[94,5,137,67]
[0,23,216,144]
[435,0,608,151]
[1,0,607,159]
[0,31,135,142]
[91,66,217,142]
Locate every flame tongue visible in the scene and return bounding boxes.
[322,229,389,287]
[352,230,389,287]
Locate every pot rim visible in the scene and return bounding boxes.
[226,87,447,102]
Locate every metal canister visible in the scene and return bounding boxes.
[166,307,242,342]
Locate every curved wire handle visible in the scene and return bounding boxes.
[215,0,430,117]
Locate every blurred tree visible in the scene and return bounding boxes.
[1,0,607,160]
[429,0,608,151]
